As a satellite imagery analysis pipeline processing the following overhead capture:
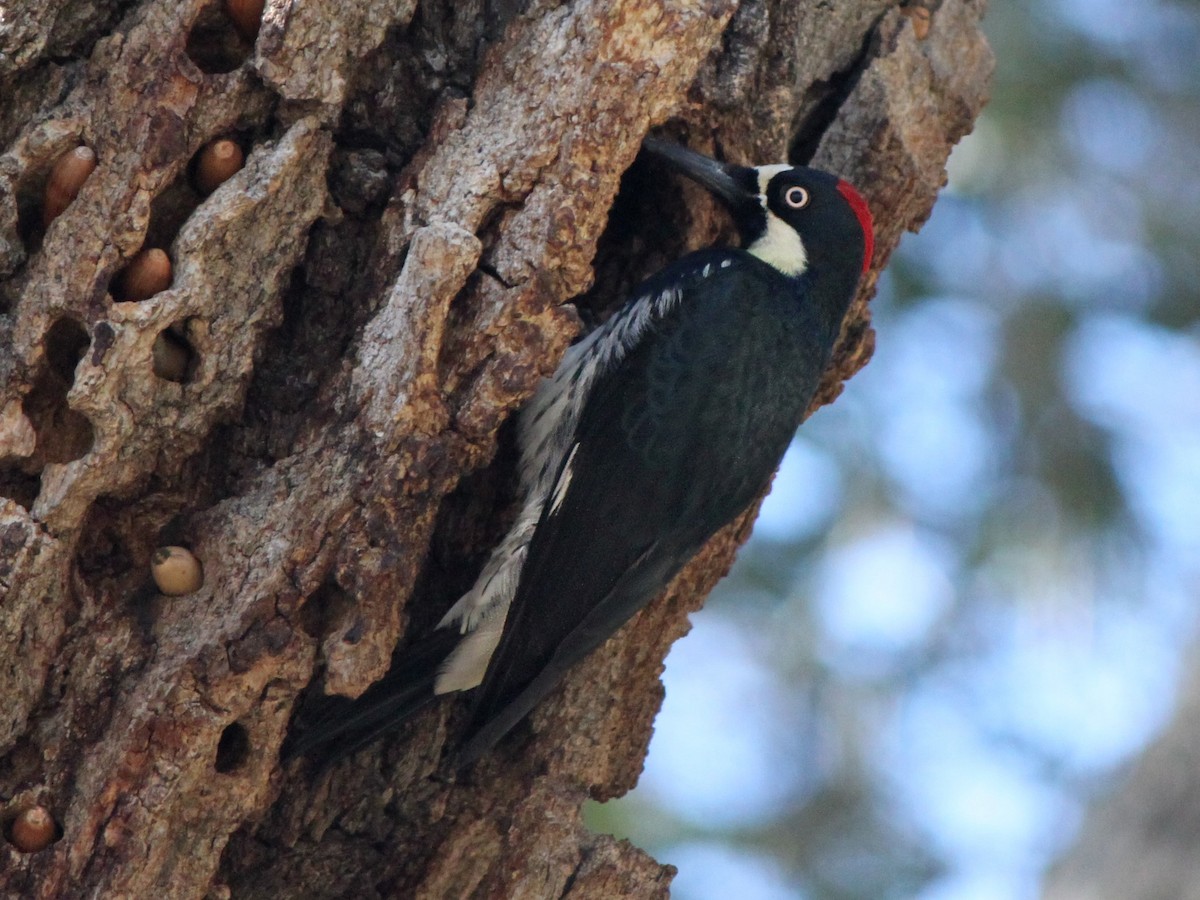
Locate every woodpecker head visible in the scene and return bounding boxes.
[643,137,874,281]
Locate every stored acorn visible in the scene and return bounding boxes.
[903,5,932,40]
[9,806,56,853]
[151,546,204,595]
[225,0,265,41]
[194,139,245,194]
[43,146,97,227]
[114,248,172,301]
[152,331,191,382]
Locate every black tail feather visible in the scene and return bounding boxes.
[283,627,461,766]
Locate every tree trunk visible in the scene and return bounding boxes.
[0,0,991,896]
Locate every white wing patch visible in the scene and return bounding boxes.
[434,610,505,694]
[549,443,579,516]
[436,510,534,634]
[517,283,680,501]
[431,281,690,688]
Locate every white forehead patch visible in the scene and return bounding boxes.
[749,165,808,276]
[755,164,793,197]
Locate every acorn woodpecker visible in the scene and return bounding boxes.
[287,137,874,766]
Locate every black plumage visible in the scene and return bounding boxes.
[459,249,843,761]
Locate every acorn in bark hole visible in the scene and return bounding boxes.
[9,806,56,853]
[903,4,932,39]
[43,146,97,227]
[194,139,245,194]
[151,546,204,595]
[225,0,265,41]
[152,330,191,382]
[114,249,172,301]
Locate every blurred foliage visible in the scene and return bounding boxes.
[588,1,1200,898]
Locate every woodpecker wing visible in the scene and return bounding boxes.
[458,250,834,762]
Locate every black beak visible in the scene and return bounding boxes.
[641,136,757,211]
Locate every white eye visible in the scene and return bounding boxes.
[784,186,810,209]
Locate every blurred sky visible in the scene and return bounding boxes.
[588,1,1200,897]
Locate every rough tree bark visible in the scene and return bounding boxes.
[0,0,991,896]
